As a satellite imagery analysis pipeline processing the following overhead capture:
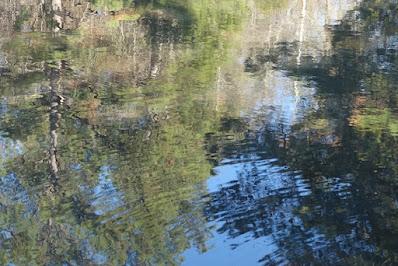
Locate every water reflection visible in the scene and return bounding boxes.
[2,0,398,265]
[189,1,398,265]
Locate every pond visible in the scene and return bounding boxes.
[0,0,398,265]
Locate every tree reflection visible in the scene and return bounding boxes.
[0,0,247,265]
[199,0,398,264]
[4,0,398,265]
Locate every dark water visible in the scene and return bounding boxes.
[1,0,398,265]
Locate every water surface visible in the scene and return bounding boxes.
[0,0,398,265]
